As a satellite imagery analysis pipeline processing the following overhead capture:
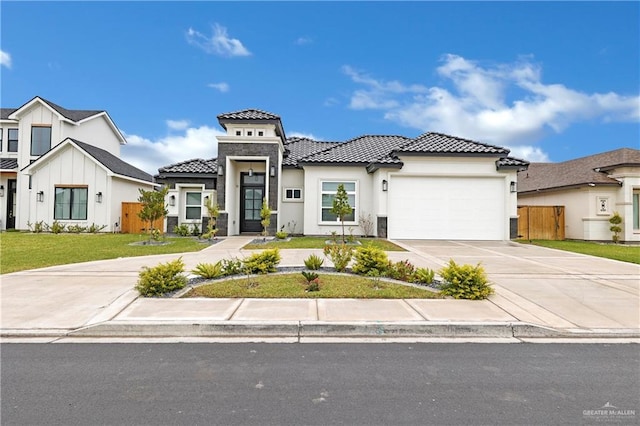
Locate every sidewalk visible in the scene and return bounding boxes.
[1,237,638,342]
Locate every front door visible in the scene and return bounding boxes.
[240,173,265,233]
[5,179,16,229]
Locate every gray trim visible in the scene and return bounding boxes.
[377,216,388,239]
[510,217,518,240]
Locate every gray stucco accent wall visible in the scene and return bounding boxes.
[510,217,518,239]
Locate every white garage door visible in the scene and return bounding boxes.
[387,176,505,240]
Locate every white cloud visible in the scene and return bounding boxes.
[186,24,251,57]
[121,125,225,175]
[295,37,312,45]
[166,119,190,131]
[343,55,640,161]
[208,82,230,93]
[505,145,550,162]
[1,50,12,68]
[289,131,319,140]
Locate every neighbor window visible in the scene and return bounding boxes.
[633,192,639,230]
[54,187,88,220]
[8,129,18,152]
[185,192,202,220]
[284,188,302,201]
[320,181,356,222]
[31,126,51,156]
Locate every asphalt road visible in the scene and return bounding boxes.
[2,343,638,425]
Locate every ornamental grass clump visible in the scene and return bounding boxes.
[304,254,324,270]
[192,261,224,279]
[439,259,493,300]
[136,257,187,296]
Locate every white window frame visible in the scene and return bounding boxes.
[319,180,357,225]
[185,191,202,221]
[283,187,303,202]
[633,191,639,231]
[245,129,254,137]
[596,196,610,215]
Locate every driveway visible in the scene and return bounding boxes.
[395,240,640,330]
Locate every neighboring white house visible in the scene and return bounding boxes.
[0,96,155,232]
[158,109,529,240]
[518,148,640,243]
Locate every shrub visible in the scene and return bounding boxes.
[221,258,243,276]
[67,224,87,234]
[301,271,319,283]
[174,224,190,236]
[242,248,281,274]
[358,212,374,237]
[352,246,388,276]
[323,244,353,272]
[275,231,288,240]
[386,259,416,282]
[27,221,45,233]
[192,261,224,279]
[88,223,107,233]
[413,267,435,284]
[609,212,622,243]
[190,224,200,236]
[439,259,493,300]
[48,221,66,234]
[136,258,187,296]
[260,198,271,237]
[304,254,324,270]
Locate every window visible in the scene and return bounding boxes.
[633,192,639,230]
[31,126,51,156]
[246,129,254,137]
[54,187,88,220]
[185,192,202,220]
[8,129,18,152]
[235,130,242,136]
[258,130,264,137]
[0,128,2,152]
[284,188,302,201]
[321,181,356,222]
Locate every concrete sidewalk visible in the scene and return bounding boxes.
[1,237,639,342]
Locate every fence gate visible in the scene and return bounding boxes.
[121,202,167,234]
[517,205,565,240]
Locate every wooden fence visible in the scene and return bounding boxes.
[121,202,164,234]
[517,205,565,240]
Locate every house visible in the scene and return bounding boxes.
[518,148,640,243]
[0,96,155,232]
[158,108,528,240]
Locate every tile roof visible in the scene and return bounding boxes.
[217,109,280,121]
[72,140,153,182]
[497,157,530,169]
[157,158,218,174]
[1,108,17,120]
[517,148,639,193]
[0,158,18,170]
[299,135,412,164]
[283,137,341,167]
[397,132,510,155]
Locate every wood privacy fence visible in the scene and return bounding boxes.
[121,202,164,234]
[517,205,565,240]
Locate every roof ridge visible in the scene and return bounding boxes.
[39,97,104,121]
[426,131,510,153]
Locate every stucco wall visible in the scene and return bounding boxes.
[279,168,305,234]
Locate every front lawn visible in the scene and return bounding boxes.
[0,232,208,274]
[522,240,640,264]
[184,273,441,299]
[243,236,405,251]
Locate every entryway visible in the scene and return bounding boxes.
[240,172,265,233]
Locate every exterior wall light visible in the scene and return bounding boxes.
[217,165,224,176]
[96,192,103,203]
[248,163,253,177]
[510,181,517,193]
[0,185,4,197]
[169,195,176,206]
[270,165,276,177]
[382,180,388,192]
[37,191,44,202]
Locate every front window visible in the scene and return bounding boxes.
[31,126,51,156]
[321,181,356,222]
[54,187,88,220]
[633,192,639,230]
[185,192,202,220]
[284,187,302,201]
[8,129,18,152]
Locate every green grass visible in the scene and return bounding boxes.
[0,232,208,274]
[522,240,640,264]
[185,273,441,299]
[243,236,405,251]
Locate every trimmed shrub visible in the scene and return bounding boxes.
[221,258,243,276]
[304,254,324,270]
[439,259,493,300]
[192,261,224,279]
[352,246,388,276]
[275,231,288,240]
[243,248,281,274]
[323,244,353,272]
[174,224,190,236]
[413,267,435,284]
[136,258,187,296]
[386,259,416,282]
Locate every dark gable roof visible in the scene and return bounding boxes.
[518,148,638,193]
[39,98,104,122]
[283,137,341,167]
[299,135,412,165]
[72,140,153,182]
[217,109,280,121]
[1,108,17,120]
[157,158,217,175]
[398,132,510,156]
[0,158,18,170]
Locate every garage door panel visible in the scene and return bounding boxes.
[388,176,504,240]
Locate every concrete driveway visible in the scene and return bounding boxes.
[395,240,640,331]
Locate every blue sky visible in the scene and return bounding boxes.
[2,1,638,175]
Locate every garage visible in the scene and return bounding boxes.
[387,176,506,240]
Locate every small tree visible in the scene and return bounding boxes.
[330,184,352,243]
[137,186,169,242]
[260,197,271,237]
[609,211,623,243]
[202,196,220,240]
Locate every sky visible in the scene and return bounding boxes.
[1,1,639,175]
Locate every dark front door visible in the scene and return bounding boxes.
[240,173,265,233]
[6,179,16,229]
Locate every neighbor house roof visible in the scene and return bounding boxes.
[156,158,218,175]
[0,108,18,120]
[0,158,18,171]
[517,148,639,194]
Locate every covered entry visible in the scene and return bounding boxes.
[387,176,506,240]
[240,173,265,233]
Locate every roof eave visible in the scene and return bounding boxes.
[518,181,622,194]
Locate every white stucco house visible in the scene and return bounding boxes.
[156,109,529,240]
[518,148,640,243]
[0,96,155,232]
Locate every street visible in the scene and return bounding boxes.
[2,343,638,425]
